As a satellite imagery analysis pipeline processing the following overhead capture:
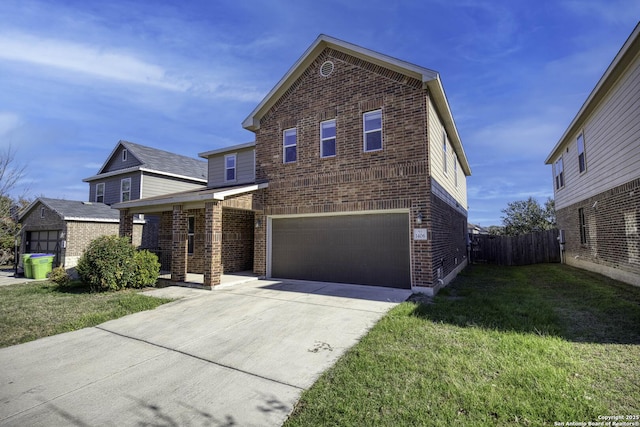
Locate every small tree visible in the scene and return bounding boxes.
[0,145,28,266]
[501,197,556,236]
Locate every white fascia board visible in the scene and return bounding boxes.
[212,183,269,200]
[198,142,255,158]
[83,166,206,183]
[545,22,640,164]
[82,166,141,182]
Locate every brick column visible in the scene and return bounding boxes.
[204,201,223,288]
[171,205,187,282]
[119,209,134,243]
[253,211,266,277]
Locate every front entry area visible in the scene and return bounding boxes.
[270,212,411,289]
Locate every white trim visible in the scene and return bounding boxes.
[213,182,268,200]
[266,216,273,278]
[268,208,409,220]
[198,142,255,158]
[122,149,128,162]
[83,166,207,183]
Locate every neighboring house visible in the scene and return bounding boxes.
[116,34,471,295]
[18,198,144,269]
[83,140,208,248]
[545,23,640,287]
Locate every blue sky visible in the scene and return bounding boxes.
[1,0,638,226]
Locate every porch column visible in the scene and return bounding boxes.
[204,201,223,288]
[119,209,134,243]
[171,204,188,282]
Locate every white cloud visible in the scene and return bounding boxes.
[0,32,190,91]
[0,112,21,136]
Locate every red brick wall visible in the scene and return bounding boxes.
[252,47,447,287]
[557,177,640,280]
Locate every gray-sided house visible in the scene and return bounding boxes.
[116,34,471,295]
[83,140,208,248]
[18,197,144,269]
[545,23,640,287]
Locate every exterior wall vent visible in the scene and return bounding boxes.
[320,61,335,77]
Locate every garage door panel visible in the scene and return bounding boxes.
[271,213,410,288]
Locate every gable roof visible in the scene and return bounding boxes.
[545,22,640,164]
[83,140,208,183]
[242,34,471,176]
[19,198,122,222]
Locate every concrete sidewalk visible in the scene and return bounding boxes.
[0,279,411,426]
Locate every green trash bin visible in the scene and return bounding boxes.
[22,254,33,279]
[31,254,54,280]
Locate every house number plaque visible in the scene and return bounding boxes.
[413,228,428,241]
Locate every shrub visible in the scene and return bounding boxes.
[48,266,71,287]
[131,250,160,288]
[77,235,136,292]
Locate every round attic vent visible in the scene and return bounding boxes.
[320,61,335,77]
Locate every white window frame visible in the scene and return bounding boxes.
[122,149,128,162]
[577,133,586,174]
[320,119,336,158]
[554,157,564,190]
[454,159,458,187]
[225,154,237,182]
[40,206,45,218]
[283,128,297,163]
[121,178,131,202]
[95,183,105,203]
[363,109,383,152]
[443,130,448,174]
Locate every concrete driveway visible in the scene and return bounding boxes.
[0,279,411,426]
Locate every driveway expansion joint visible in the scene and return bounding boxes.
[94,326,304,391]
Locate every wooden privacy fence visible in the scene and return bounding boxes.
[470,229,560,266]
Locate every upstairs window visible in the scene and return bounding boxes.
[283,128,297,163]
[121,178,131,202]
[443,130,448,174]
[96,183,105,203]
[454,159,458,187]
[320,119,336,158]
[554,157,564,190]
[122,149,128,162]
[577,133,586,173]
[225,154,236,182]
[363,110,382,152]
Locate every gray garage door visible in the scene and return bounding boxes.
[271,213,410,288]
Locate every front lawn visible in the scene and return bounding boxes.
[285,264,640,426]
[0,280,172,348]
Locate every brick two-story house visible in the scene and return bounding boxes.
[545,23,640,287]
[116,34,471,295]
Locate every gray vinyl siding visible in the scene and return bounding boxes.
[102,145,142,173]
[206,149,255,188]
[554,50,640,210]
[141,173,206,198]
[89,173,141,205]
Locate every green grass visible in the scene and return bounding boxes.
[0,280,172,348]
[285,264,640,426]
